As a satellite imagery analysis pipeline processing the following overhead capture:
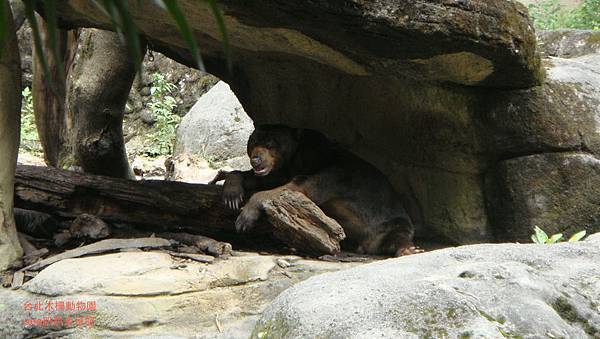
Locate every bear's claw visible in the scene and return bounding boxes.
[235,206,260,232]
[223,188,244,211]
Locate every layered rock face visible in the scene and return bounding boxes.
[49,1,600,244]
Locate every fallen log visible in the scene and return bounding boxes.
[15,165,238,238]
[263,190,346,255]
[15,165,345,255]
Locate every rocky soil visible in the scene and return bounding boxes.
[0,251,363,338]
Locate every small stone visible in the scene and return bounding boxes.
[53,231,72,247]
[140,109,156,125]
[276,259,291,268]
[140,86,151,97]
[70,214,111,240]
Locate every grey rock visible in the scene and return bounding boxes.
[1,251,359,338]
[139,86,151,97]
[482,48,600,242]
[16,21,32,88]
[538,30,600,58]
[225,155,252,171]
[487,153,600,241]
[69,214,111,240]
[139,109,156,125]
[164,153,218,184]
[174,81,254,165]
[254,239,600,338]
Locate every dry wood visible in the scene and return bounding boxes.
[11,271,25,288]
[22,248,49,267]
[160,232,232,257]
[17,233,38,255]
[167,251,214,264]
[15,165,348,256]
[19,237,170,272]
[262,190,346,255]
[14,165,239,238]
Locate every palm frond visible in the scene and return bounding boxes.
[0,0,6,58]
[101,0,144,73]
[162,0,204,72]
[206,0,232,72]
[24,0,56,96]
[1,0,232,76]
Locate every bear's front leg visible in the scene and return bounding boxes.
[222,171,245,210]
[235,190,270,232]
[235,182,304,232]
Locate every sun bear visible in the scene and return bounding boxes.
[217,124,418,256]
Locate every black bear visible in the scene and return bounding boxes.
[216,124,418,256]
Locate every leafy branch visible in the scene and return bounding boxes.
[531,226,587,245]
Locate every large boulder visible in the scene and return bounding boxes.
[47,3,600,244]
[483,30,600,241]
[0,252,362,338]
[173,81,253,167]
[253,235,600,338]
[538,29,600,58]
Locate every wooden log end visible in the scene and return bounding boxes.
[262,190,346,256]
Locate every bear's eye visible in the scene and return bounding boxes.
[265,141,275,148]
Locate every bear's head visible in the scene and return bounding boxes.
[247,125,299,177]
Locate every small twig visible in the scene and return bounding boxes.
[21,237,171,272]
[215,314,223,333]
[167,251,214,264]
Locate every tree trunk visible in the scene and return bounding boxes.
[14,165,239,237]
[0,0,24,270]
[67,29,143,179]
[8,0,25,29]
[14,165,345,255]
[32,15,78,168]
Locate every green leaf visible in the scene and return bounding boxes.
[568,230,587,242]
[24,0,59,98]
[206,0,232,72]
[531,234,541,244]
[548,233,563,244]
[161,0,205,71]
[533,226,549,244]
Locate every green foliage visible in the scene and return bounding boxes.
[1,0,230,90]
[529,0,600,30]
[568,0,600,29]
[531,226,587,244]
[20,87,42,154]
[144,73,180,156]
[529,0,565,30]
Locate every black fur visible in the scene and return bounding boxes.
[222,124,416,256]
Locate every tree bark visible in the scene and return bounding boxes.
[67,29,144,179]
[262,190,346,255]
[0,0,24,270]
[14,165,345,255]
[15,165,232,232]
[8,0,25,29]
[32,15,78,168]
